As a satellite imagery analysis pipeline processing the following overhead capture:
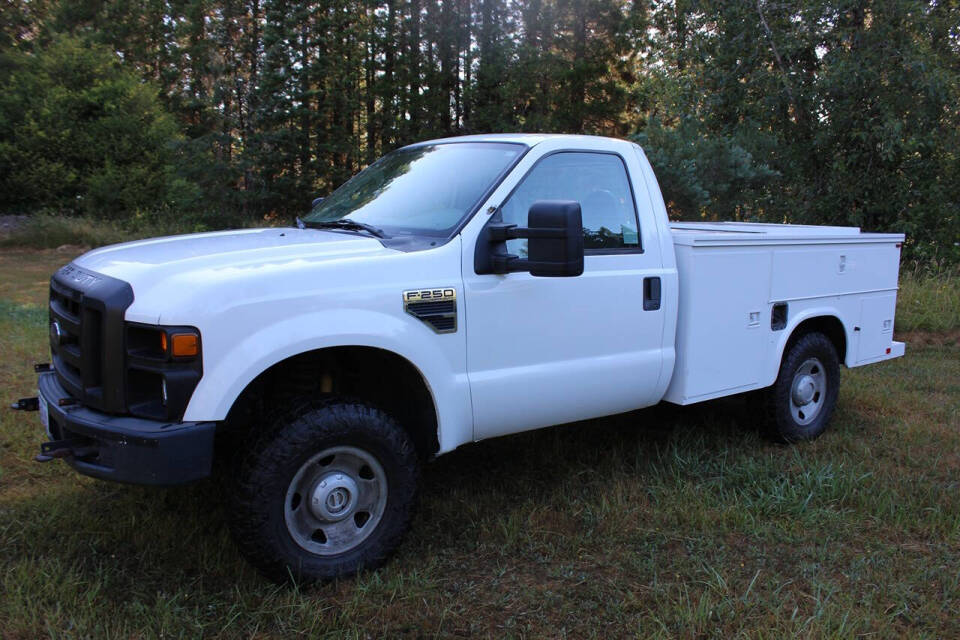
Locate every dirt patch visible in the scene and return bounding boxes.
[895,330,960,347]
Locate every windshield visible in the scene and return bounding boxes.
[303,142,524,237]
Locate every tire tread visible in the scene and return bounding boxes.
[228,398,418,584]
[762,332,840,443]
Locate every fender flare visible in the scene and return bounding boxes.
[764,307,851,388]
[182,309,474,453]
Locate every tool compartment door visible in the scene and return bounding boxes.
[855,293,897,364]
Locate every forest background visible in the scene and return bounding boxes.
[1,0,957,262]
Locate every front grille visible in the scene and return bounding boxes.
[50,278,99,395]
[49,264,133,414]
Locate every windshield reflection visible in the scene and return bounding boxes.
[303,142,524,237]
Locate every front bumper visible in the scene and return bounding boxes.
[37,372,216,485]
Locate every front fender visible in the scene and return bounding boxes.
[182,308,473,454]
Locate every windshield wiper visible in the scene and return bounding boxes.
[302,218,389,238]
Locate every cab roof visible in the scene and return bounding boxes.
[403,133,625,149]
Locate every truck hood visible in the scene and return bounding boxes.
[73,227,399,323]
[75,227,392,277]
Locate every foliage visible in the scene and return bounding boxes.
[1,1,651,222]
[634,118,780,221]
[0,211,234,250]
[639,0,960,260]
[895,263,960,333]
[0,1,957,261]
[0,36,195,218]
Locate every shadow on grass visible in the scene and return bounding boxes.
[426,395,765,490]
[1,396,766,591]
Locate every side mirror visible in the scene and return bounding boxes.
[311,196,325,208]
[526,201,585,277]
[475,200,584,277]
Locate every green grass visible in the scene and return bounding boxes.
[0,249,80,305]
[0,250,958,638]
[896,264,960,332]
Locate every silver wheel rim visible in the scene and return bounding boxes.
[283,446,388,556]
[789,357,826,426]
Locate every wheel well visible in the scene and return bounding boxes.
[786,316,847,363]
[223,347,439,459]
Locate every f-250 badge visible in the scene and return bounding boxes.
[403,288,457,334]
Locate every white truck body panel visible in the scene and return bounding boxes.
[664,222,905,405]
[38,133,912,579]
[64,134,906,456]
[459,136,676,439]
[74,231,477,454]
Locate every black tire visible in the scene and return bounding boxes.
[763,332,840,443]
[228,399,419,584]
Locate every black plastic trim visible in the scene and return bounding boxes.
[585,248,645,256]
[124,323,203,421]
[643,277,662,311]
[405,299,457,334]
[772,302,788,331]
[49,264,134,414]
[38,372,215,486]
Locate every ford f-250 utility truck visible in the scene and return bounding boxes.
[14,134,905,583]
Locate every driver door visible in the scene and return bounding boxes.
[463,151,666,440]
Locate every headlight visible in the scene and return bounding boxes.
[125,323,202,421]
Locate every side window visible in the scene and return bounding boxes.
[500,152,640,256]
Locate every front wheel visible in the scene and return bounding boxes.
[228,400,419,584]
[764,332,840,442]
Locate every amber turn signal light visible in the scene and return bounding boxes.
[170,333,199,357]
[160,332,168,353]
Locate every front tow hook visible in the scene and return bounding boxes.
[11,396,39,411]
[35,437,98,463]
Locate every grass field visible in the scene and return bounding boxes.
[1,247,958,638]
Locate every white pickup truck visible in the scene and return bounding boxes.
[18,134,905,583]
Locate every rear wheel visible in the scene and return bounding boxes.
[764,332,840,442]
[229,399,419,584]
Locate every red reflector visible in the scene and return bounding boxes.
[896,243,902,249]
[886,347,891,354]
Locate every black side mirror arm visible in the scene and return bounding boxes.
[485,223,575,273]
[475,217,523,274]
[478,223,574,274]
[474,200,584,277]
[487,224,569,242]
